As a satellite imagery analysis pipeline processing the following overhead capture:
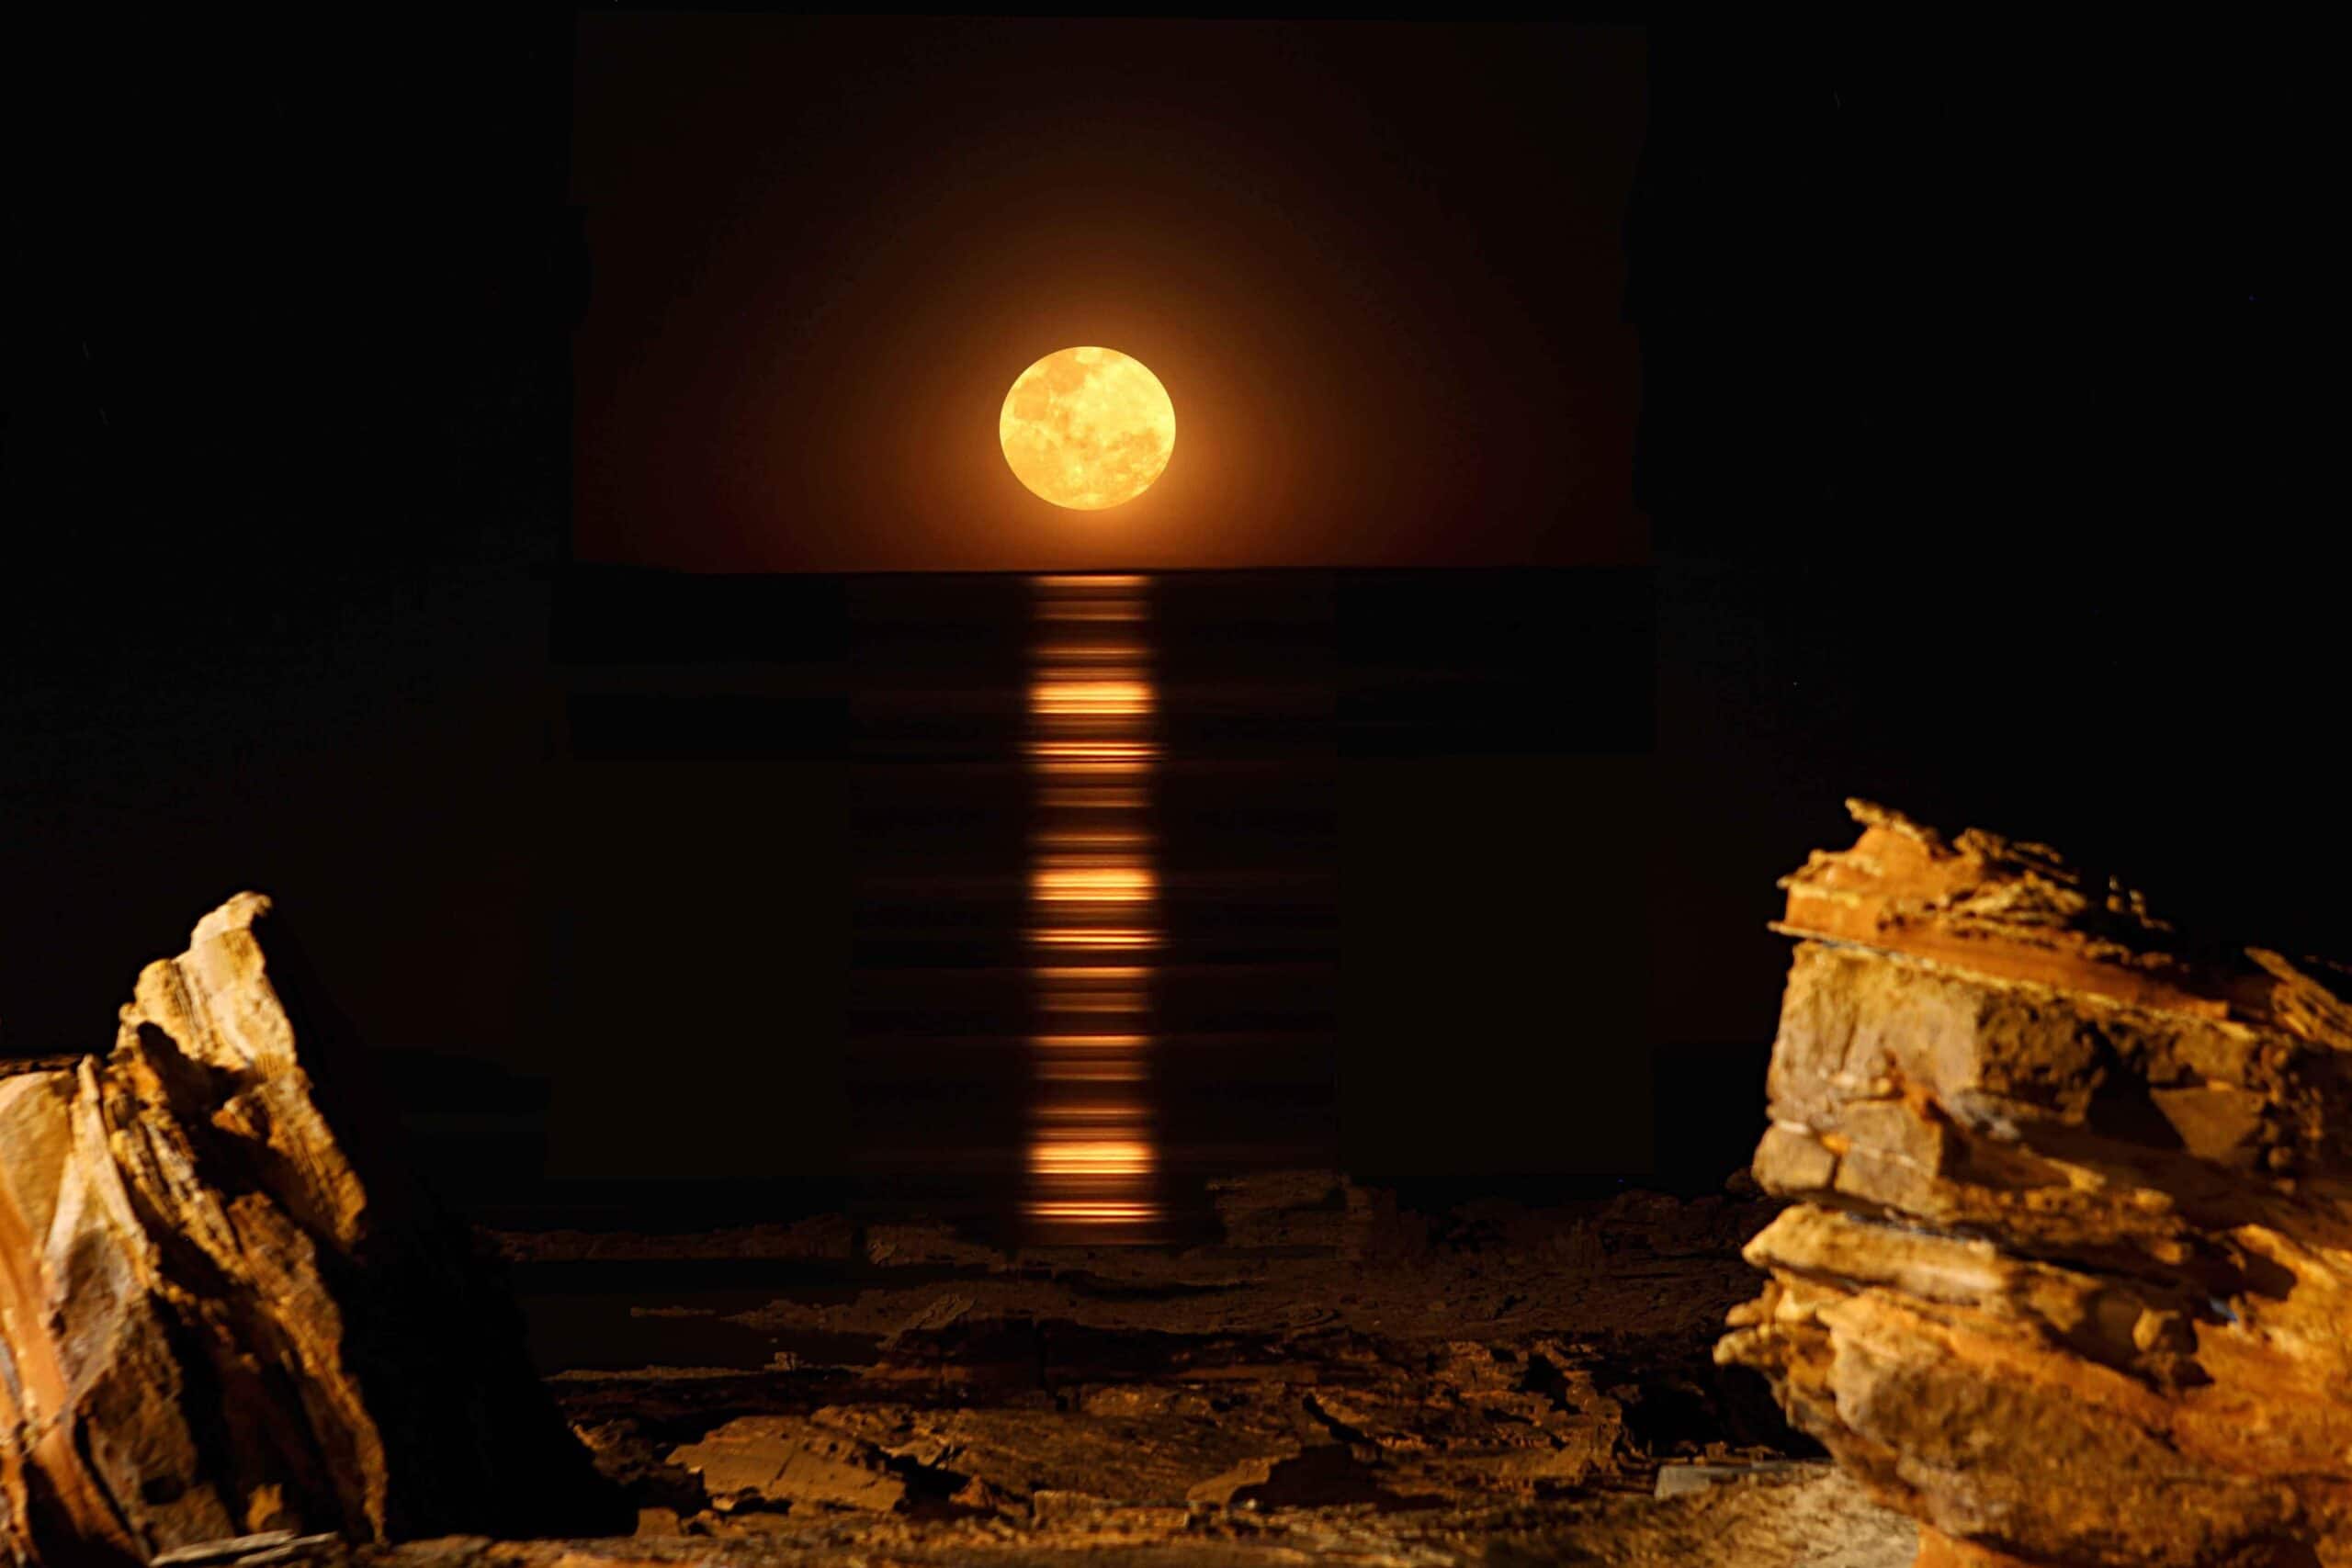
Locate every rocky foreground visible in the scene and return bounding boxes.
[141,1182,1916,1566]
[450,1179,1914,1567]
[1721,802,2352,1567]
[0,896,614,1564]
[2,1179,1918,1567]
[27,796,2346,1567]
[2,890,1910,1567]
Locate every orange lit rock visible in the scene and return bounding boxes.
[1720,803,2352,1566]
[0,895,617,1564]
[666,1416,907,1513]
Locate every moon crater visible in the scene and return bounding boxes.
[1000,347,1175,511]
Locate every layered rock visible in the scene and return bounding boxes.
[1718,802,2352,1567]
[0,895,616,1564]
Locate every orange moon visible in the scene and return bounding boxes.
[999,347,1176,510]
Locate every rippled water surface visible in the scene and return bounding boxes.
[850,572,1341,1244]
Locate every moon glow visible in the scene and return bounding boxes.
[1000,347,1175,511]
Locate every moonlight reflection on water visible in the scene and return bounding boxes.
[1023,575,1166,1240]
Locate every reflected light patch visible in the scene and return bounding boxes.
[1022,572,1165,1241]
[1045,997,1147,1016]
[1033,641,1149,666]
[1037,598,1146,622]
[1036,1063,1145,1084]
[1040,785,1149,810]
[1032,864,1156,901]
[1032,929,1158,951]
[1030,1138,1153,1176]
[1028,739,1158,770]
[1027,1201,1159,1224]
[1032,680,1154,716]
[1035,829,1155,850]
[1035,1097,1149,1117]
[1044,1029,1152,1081]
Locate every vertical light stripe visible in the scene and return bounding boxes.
[1023,574,1163,1240]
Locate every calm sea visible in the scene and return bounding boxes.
[507,565,1656,1245]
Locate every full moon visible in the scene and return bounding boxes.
[1000,347,1175,511]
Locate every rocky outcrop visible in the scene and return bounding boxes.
[1718,802,2352,1567]
[0,895,617,1565]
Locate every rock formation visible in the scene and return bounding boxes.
[1718,802,2352,1567]
[0,895,616,1565]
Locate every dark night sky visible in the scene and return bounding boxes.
[3,15,2333,1212]
[570,17,1646,572]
